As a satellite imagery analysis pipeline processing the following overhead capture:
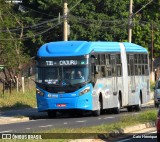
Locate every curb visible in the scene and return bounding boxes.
[70,121,156,142]
[111,121,155,135]
[123,121,156,133]
[96,121,156,139]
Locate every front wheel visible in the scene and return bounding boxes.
[47,110,57,118]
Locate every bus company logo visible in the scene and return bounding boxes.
[59,60,77,65]
[2,134,12,139]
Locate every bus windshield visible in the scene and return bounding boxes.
[36,65,90,85]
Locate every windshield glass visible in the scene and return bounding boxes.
[36,65,90,85]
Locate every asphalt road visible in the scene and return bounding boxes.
[0,104,156,133]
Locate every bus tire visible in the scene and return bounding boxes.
[127,106,133,112]
[48,110,56,118]
[92,100,101,116]
[154,101,159,108]
[135,96,142,111]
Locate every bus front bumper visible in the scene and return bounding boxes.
[36,94,92,112]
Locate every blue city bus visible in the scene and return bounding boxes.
[36,41,150,118]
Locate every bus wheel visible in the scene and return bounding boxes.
[92,100,101,116]
[113,97,120,114]
[127,106,133,112]
[154,101,159,108]
[135,96,142,111]
[48,110,56,118]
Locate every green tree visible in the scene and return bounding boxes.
[0,0,29,86]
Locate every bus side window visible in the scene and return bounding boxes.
[127,54,130,76]
[94,54,99,65]
[116,54,122,76]
[101,66,106,77]
[117,65,121,76]
[101,54,105,65]
[106,54,110,65]
[94,66,101,81]
[105,54,111,77]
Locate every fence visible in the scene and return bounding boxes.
[0,76,35,94]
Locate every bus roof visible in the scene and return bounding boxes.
[37,41,148,57]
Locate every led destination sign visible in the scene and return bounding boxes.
[38,59,88,66]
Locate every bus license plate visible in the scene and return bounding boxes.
[57,104,66,107]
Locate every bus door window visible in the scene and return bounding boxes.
[106,54,112,77]
[101,54,106,65]
[101,66,106,77]
[111,54,117,95]
[111,55,116,76]
[129,54,135,93]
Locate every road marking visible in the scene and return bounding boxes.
[26,128,30,130]
[104,117,114,119]
[64,122,68,125]
[0,130,13,133]
[132,113,139,115]
[76,120,87,123]
[38,125,53,128]
[98,118,102,120]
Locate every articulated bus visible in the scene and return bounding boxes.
[36,41,150,118]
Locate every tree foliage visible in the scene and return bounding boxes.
[1,0,160,86]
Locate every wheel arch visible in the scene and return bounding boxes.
[119,90,122,107]
[99,92,103,109]
[140,90,143,104]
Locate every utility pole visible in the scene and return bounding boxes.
[151,22,154,82]
[63,0,68,41]
[128,0,133,43]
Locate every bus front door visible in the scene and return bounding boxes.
[129,55,135,94]
[111,55,117,95]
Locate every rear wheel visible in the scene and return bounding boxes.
[127,106,133,112]
[154,101,159,108]
[47,110,57,118]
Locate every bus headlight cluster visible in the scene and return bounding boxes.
[36,88,44,96]
[79,86,90,96]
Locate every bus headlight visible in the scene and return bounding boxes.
[36,88,44,96]
[79,86,90,96]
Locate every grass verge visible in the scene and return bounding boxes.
[0,88,36,111]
